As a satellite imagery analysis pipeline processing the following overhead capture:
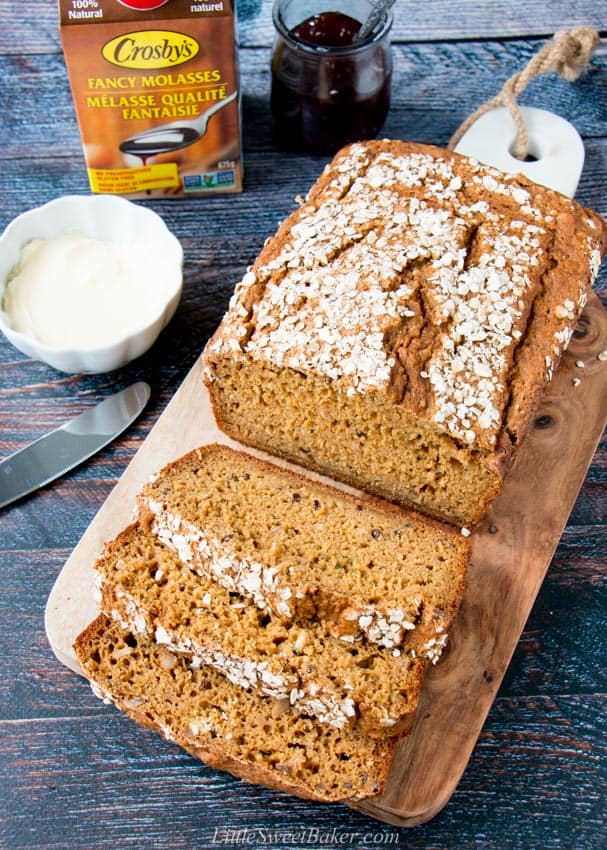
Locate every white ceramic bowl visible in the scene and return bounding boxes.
[0,195,183,373]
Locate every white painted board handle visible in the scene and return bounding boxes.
[454,105,585,199]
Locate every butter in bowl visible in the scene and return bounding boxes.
[0,195,183,373]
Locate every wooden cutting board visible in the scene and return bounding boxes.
[45,291,607,827]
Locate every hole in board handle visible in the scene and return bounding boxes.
[508,136,542,163]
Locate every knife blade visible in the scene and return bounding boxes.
[0,381,150,509]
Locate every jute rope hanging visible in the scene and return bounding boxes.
[448,27,600,159]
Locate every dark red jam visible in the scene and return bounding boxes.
[290,11,362,47]
[271,11,392,155]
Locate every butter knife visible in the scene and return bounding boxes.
[0,381,150,509]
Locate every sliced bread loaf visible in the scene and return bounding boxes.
[75,614,395,802]
[96,522,427,736]
[138,443,470,658]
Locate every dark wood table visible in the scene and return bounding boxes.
[1,2,605,848]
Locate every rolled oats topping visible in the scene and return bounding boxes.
[154,626,359,729]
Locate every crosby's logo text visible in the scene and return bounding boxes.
[102,31,199,70]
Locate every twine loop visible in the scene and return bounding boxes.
[448,27,600,159]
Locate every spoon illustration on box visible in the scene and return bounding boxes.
[120,90,238,162]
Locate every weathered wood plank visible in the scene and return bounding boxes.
[0,0,605,54]
[0,481,117,551]
[0,695,604,850]
[0,549,101,721]
[1,142,606,243]
[500,531,607,698]
[245,20,607,53]
[0,40,604,163]
[237,2,607,46]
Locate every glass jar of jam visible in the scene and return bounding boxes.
[271,0,393,155]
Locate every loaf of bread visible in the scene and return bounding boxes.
[75,614,395,801]
[96,522,427,737]
[75,443,469,801]
[203,140,606,526]
[137,443,469,660]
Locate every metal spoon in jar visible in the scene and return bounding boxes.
[119,90,238,159]
[355,0,397,41]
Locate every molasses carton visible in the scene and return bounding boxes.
[58,0,242,196]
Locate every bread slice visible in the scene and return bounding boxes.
[202,140,607,526]
[96,523,427,737]
[74,614,395,802]
[138,443,470,658]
